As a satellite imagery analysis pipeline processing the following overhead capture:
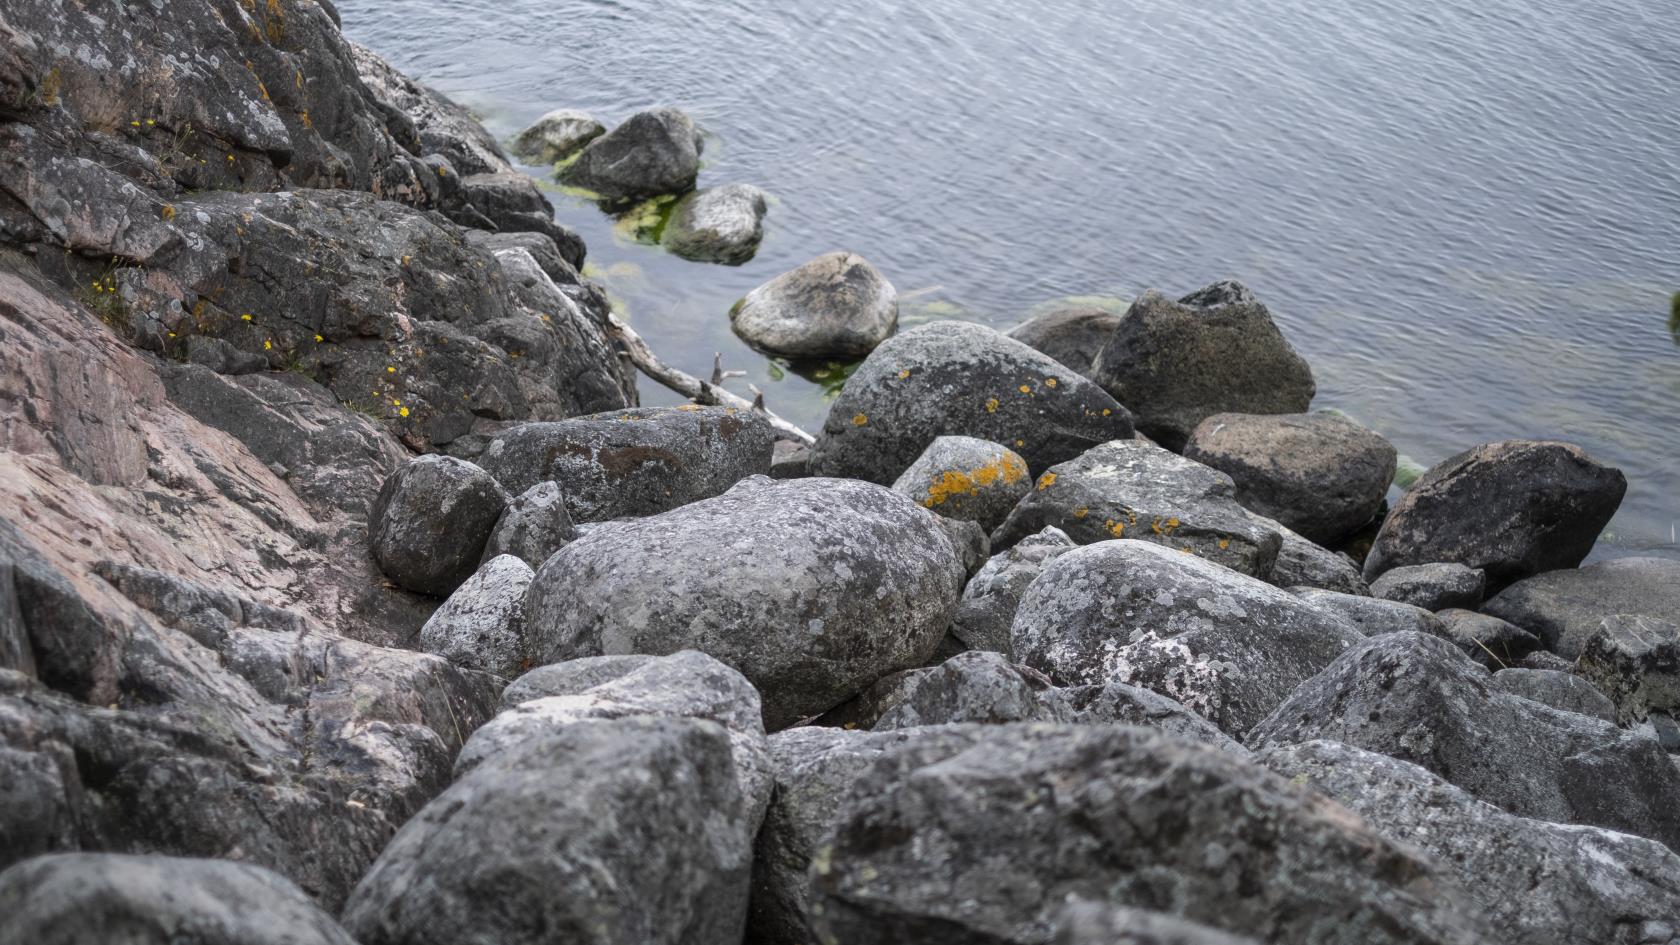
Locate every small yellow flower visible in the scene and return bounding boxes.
[241,313,253,321]
[146,119,155,126]
[168,332,176,338]
[392,399,402,406]
[314,334,324,342]
[263,339,272,350]
[386,366,396,373]
[399,407,410,418]
[130,120,140,127]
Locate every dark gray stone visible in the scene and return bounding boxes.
[951,526,1078,654]
[1490,669,1617,722]
[1433,608,1543,669]
[1292,587,1445,638]
[1006,305,1122,379]
[417,554,533,679]
[368,455,508,596]
[1370,562,1487,611]
[559,107,702,204]
[1481,556,1680,659]
[664,184,769,265]
[481,482,575,568]
[510,108,605,165]
[1268,524,1371,594]
[770,439,812,479]
[892,435,1032,532]
[1575,614,1680,725]
[731,251,896,358]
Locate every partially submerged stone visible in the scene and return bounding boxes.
[731,251,896,358]
[891,435,1031,532]
[663,184,768,265]
[369,455,508,596]
[510,108,605,165]
[558,107,702,204]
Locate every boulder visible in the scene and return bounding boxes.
[1250,632,1680,850]
[1183,411,1395,545]
[558,107,702,204]
[477,405,775,522]
[1053,902,1260,945]
[770,440,812,479]
[1006,305,1122,379]
[991,439,1283,577]
[664,184,769,265]
[523,477,966,728]
[1432,608,1542,668]
[1370,562,1486,611]
[1481,556,1680,659]
[730,251,896,358]
[417,555,533,679]
[1363,440,1626,587]
[1047,680,1247,754]
[510,108,605,165]
[480,481,576,568]
[1090,282,1316,450]
[891,435,1031,532]
[1268,525,1371,594]
[950,526,1078,654]
[1574,614,1680,725]
[808,321,1134,485]
[1012,540,1361,734]
[1292,587,1445,638]
[870,651,1052,729]
[1490,668,1617,722]
[368,455,508,596]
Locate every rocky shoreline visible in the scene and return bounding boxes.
[2,3,1679,944]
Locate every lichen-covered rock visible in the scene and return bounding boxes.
[1370,562,1487,611]
[664,184,769,265]
[481,482,575,568]
[1048,680,1247,754]
[1432,608,1541,668]
[1090,282,1316,451]
[1490,669,1617,722]
[950,526,1078,654]
[868,651,1053,729]
[511,108,605,165]
[1183,411,1395,545]
[809,321,1134,485]
[559,107,702,204]
[731,251,896,358]
[417,555,533,678]
[1006,305,1122,379]
[1364,440,1626,587]
[891,435,1031,532]
[478,405,774,522]
[1053,902,1261,945]
[1481,556,1680,659]
[1292,587,1445,638]
[369,455,508,596]
[1268,525,1372,594]
[1575,615,1680,725]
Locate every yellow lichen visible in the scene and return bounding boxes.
[1037,472,1057,491]
[852,413,868,426]
[1046,377,1058,388]
[985,398,999,413]
[1073,507,1089,519]
[897,369,911,379]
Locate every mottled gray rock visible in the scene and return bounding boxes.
[510,108,605,165]
[1053,902,1261,945]
[951,526,1078,653]
[524,477,966,728]
[1482,556,1680,659]
[418,555,533,678]
[1090,282,1316,451]
[342,716,754,945]
[559,107,702,204]
[1050,680,1247,754]
[1262,740,1680,945]
[1575,615,1680,725]
[1013,540,1361,734]
[1433,608,1542,668]
[1364,440,1626,587]
[369,455,508,596]
[351,42,509,177]
[731,251,896,358]
[991,439,1283,577]
[808,321,1134,485]
[481,482,575,568]
[1006,305,1122,379]
[937,516,992,579]
[664,184,769,265]
[0,853,357,945]
[464,227,584,282]
[1250,632,1680,850]
[1183,411,1395,545]
[1370,562,1487,611]
[1268,525,1371,594]
[478,405,775,522]
[1491,669,1617,722]
[770,439,812,479]
[870,651,1053,729]
[1293,587,1445,638]
[891,435,1032,532]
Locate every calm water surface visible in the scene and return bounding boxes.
[341,0,1680,557]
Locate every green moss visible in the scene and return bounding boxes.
[1393,455,1428,491]
[612,195,679,246]
[1668,291,1679,343]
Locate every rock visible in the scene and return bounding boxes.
[1520,650,1578,672]
[1048,680,1248,754]
[481,482,575,568]
[558,107,702,204]
[1012,540,1361,734]
[417,555,533,679]
[937,515,992,578]
[891,435,1031,532]
[870,651,1053,729]
[991,439,1283,577]
[1090,282,1316,451]
[1292,587,1445,638]
[1268,525,1372,594]
[523,477,966,728]
[730,251,896,359]
[478,405,775,522]
[1182,411,1395,545]
[664,184,769,265]
[1490,669,1617,722]
[369,455,508,596]
[1262,740,1680,945]
[1481,556,1680,659]
[770,439,812,479]
[1575,615,1680,725]
[465,227,585,283]
[951,526,1078,654]
[1432,608,1541,668]
[1006,305,1122,379]
[809,723,1487,944]
[808,321,1134,485]
[510,108,605,165]
[342,716,755,945]
[1370,562,1486,611]
[1363,440,1626,587]
[1053,902,1260,945]
[0,853,358,945]
[1250,632,1680,850]
[351,42,511,177]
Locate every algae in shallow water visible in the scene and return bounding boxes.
[1669,291,1679,343]
[612,195,679,246]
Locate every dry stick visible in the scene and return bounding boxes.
[606,312,816,445]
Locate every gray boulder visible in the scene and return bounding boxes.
[1012,540,1361,734]
[1491,669,1617,722]
[951,525,1078,654]
[510,108,605,165]
[558,107,702,204]
[664,184,769,265]
[417,554,533,678]
[1183,411,1395,545]
[1268,524,1371,594]
[1090,282,1316,450]
[891,435,1032,532]
[478,405,775,522]
[369,455,508,596]
[1364,440,1626,587]
[808,321,1134,485]
[1370,562,1486,611]
[1292,587,1445,638]
[481,481,575,568]
[730,251,896,359]
[1433,608,1541,668]
[1481,556,1680,659]
[523,477,966,728]
[1054,902,1260,945]
[1006,305,1122,379]
[870,651,1052,729]
[1575,615,1680,725]
[1048,680,1247,754]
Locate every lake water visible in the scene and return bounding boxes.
[341,0,1680,558]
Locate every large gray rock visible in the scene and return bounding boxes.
[1292,587,1444,638]
[342,716,754,945]
[1183,411,1395,545]
[510,108,605,165]
[1575,615,1680,725]
[1053,902,1260,945]
[1262,740,1680,945]
[991,439,1283,577]
[1006,305,1122,379]
[1364,440,1626,587]
[1481,556,1680,659]
[664,184,769,265]
[731,251,897,359]
[1370,562,1487,611]
[809,723,1488,944]
[1432,608,1541,668]
[524,477,966,728]
[1012,540,1361,734]
[417,554,533,678]
[951,525,1078,654]
[368,455,508,596]
[1250,632,1680,851]
[558,107,702,204]
[1090,282,1316,451]
[808,321,1134,485]
[1490,668,1617,722]
[891,435,1032,532]
[480,481,575,568]
[0,853,357,945]
[478,405,775,522]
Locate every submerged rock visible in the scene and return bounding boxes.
[730,251,896,358]
[480,481,576,568]
[558,107,702,203]
[1370,562,1487,611]
[663,184,769,265]
[891,435,1031,531]
[369,455,508,597]
[417,554,534,679]
[510,108,605,165]
[1481,556,1680,659]
[1006,304,1122,379]
[950,525,1079,654]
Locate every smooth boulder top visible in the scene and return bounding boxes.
[663,184,769,265]
[1481,555,1680,659]
[730,251,897,359]
[1369,562,1487,611]
[510,108,605,165]
[558,107,702,203]
[368,454,508,596]
[1005,304,1123,379]
[891,434,1031,532]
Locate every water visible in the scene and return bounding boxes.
[341,0,1680,558]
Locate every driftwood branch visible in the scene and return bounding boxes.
[607,312,816,446]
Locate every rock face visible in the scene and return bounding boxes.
[510,108,605,164]
[1183,411,1395,545]
[1363,440,1626,587]
[480,481,576,568]
[1370,562,1487,611]
[368,455,508,596]
[417,555,534,678]
[1006,305,1122,379]
[808,321,1134,485]
[559,107,702,204]
[1481,556,1680,659]
[524,477,966,728]
[951,526,1078,653]
[664,184,769,265]
[1012,540,1361,734]
[891,435,1031,531]
[1574,615,1680,725]
[730,251,897,358]
[0,853,358,945]
[1090,283,1316,450]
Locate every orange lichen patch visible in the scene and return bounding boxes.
[1150,517,1182,536]
[920,455,1029,507]
[1018,385,1032,394]
[1101,408,1112,416]
[985,398,999,413]
[1073,506,1089,519]
[159,204,176,221]
[852,413,868,426]
[1105,518,1126,538]
[1045,377,1058,388]
[1036,472,1057,491]
[1218,539,1231,550]
[897,369,911,379]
